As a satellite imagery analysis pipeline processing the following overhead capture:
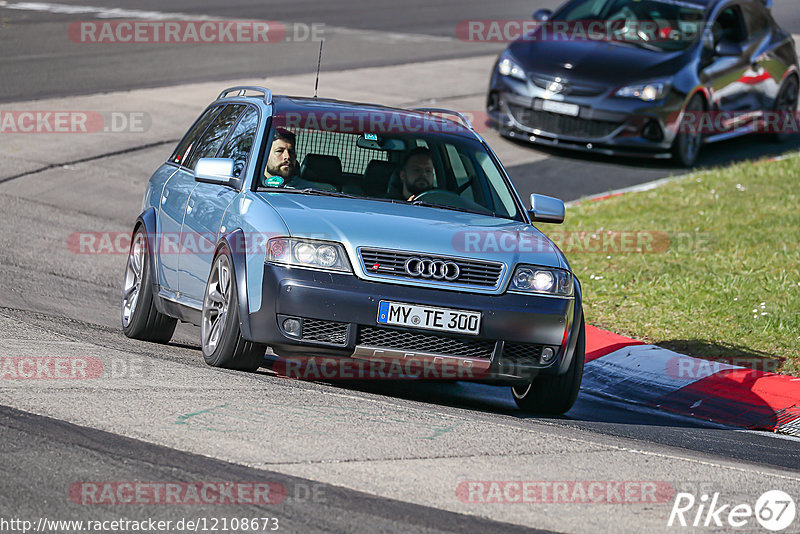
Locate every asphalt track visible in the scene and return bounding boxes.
[1,2,800,533]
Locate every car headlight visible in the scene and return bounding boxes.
[615,82,670,102]
[266,238,351,273]
[510,265,573,296]
[497,53,527,81]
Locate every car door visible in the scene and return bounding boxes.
[741,0,779,109]
[701,4,758,114]
[178,104,255,302]
[157,105,224,294]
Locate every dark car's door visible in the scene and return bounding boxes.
[741,0,782,109]
[701,3,760,114]
[178,104,260,303]
[158,105,224,294]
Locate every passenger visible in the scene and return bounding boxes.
[387,147,436,201]
[262,129,336,191]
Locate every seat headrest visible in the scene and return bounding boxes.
[363,160,396,197]
[300,154,343,187]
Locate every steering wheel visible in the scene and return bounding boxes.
[607,7,638,41]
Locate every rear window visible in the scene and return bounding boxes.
[294,128,388,175]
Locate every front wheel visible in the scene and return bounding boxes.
[121,228,177,343]
[672,94,705,167]
[201,246,266,372]
[511,316,585,415]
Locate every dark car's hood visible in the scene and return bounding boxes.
[256,193,563,270]
[508,37,689,86]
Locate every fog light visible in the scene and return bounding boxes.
[283,318,301,337]
[541,347,556,364]
[642,120,664,142]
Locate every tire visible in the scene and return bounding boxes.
[773,75,799,143]
[511,316,585,415]
[672,94,705,167]
[121,227,178,343]
[201,245,266,372]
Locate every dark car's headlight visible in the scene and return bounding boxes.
[497,52,527,81]
[266,238,351,273]
[615,81,670,102]
[510,265,573,296]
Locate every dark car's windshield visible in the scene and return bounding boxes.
[551,0,707,52]
[254,110,523,221]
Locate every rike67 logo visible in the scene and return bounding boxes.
[668,490,796,531]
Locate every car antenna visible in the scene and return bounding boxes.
[313,40,324,98]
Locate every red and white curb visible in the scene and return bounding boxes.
[583,326,800,435]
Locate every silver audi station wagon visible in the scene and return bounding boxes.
[122,86,585,414]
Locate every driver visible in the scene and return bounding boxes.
[388,147,436,201]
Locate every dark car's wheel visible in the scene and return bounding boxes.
[121,228,177,343]
[773,75,799,143]
[672,94,705,167]
[201,245,265,372]
[511,317,585,415]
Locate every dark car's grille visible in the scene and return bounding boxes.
[508,104,622,139]
[530,77,606,97]
[502,343,545,366]
[359,248,503,288]
[302,318,348,345]
[358,326,496,359]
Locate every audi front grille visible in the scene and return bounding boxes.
[358,326,496,359]
[359,248,504,288]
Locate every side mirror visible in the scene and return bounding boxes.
[532,9,552,22]
[528,194,565,224]
[194,158,235,185]
[714,39,742,57]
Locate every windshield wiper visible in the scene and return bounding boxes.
[279,188,361,199]
[608,38,661,52]
[410,200,494,217]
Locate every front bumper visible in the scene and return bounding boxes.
[488,75,686,157]
[246,264,582,383]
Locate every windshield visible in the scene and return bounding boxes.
[550,0,706,52]
[255,111,523,221]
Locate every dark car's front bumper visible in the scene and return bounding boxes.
[488,74,686,157]
[245,264,582,384]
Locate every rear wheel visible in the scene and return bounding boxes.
[121,228,177,343]
[201,246,266,372]
[773,76,799,143]
[672,94,705,167]
[511,317,585,415]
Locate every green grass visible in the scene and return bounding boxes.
[544,153,800,375]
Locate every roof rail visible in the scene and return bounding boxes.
[411,107,474,131]
[217,86,273,105]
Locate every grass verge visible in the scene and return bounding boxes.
[545,153,800,375]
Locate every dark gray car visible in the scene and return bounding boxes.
[487,0,799,165]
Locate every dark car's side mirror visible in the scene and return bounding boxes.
[194,158,235,185]
[532,9,552,22]
[528,194,565,224]
[714,39,742,57]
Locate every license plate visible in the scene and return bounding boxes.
[377,301,481,335]
[542,100,580,117]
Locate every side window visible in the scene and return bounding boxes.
[170,106,224,166]
[218,107,259,179]
[712,6,747,46]
[183,104,245,170]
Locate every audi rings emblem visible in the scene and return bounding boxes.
[404,257,460,281]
